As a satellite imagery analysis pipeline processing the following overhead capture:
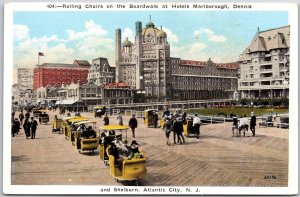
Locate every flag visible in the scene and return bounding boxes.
[38,52,44,56]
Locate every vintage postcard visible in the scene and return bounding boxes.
[3,1,298,195]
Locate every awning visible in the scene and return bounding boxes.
[58,100,77,105]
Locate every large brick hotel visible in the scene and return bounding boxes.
[33,60,90,90]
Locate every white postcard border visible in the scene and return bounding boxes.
[3,2,299,195]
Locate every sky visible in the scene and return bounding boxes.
[12,11,288,82]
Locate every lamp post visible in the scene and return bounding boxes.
[71,94,76,112]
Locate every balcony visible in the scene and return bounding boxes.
[259,60,272,65]
[264,53,271,57]
[260,68,273,73]
[279,59,287,63]
[258,76,284,81]
[239,84,289,90]
[280,68,289,72]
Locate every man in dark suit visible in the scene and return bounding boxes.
[129,114,138,138]
[250,112,256,136]
[173,118,185,144]
[30,117,38,139]
[23,118,31,139]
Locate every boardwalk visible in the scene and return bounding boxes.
[11,110,288,187]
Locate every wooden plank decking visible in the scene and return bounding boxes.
[11,111,289,187]
[137,122,288,186]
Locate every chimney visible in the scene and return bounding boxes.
[135,21,142,35]
[115,29,121,83]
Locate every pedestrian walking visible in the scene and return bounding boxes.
[116,112,123,126]
[128,114,138,138]
[103,113,110,126]
[250,112,256,136]
[238,115,249,137]
[173,118,185,144]
[23,118,31,139]
[30,117,38,139]
[12,110,15,120]
[14,118,21,135]
[96,108,103,118]
[193,114,201,139]
[174,109,180,118]
[153,111,159,128]
[11,119,16,137]
[162,108,170,118]
[25,111,30,119]
[164,118,172,146]
[182,111,187,124]
[19,112,25,125]
[232,114,238,137]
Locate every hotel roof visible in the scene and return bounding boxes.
[239,25,290,61]
[180,59,239,69]
[38,62,90,69]
[73,60,91,67]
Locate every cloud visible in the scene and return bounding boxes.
[76,37,114,62]
[171,42,207,60]
[14,43,76,67]
[15,33,63,52]
[13,25,30,41]
[162,27,179,44]
[45,44,75,63]
[14,20,115,68]
[168,27,227,60]
[122,28,134,43]
[164,26,206,60]
[31,35,62,43]
[65,20,107,41]
[194,28,227,43]
[186,42,208,59]
[13,20,233,75]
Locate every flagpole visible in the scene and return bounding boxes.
[38,53,40,66]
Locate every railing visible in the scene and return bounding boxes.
[260,69,273,72]
[259,60,272,64]
[106,99,232,108]
[280,68,289,72]
[124,110,144,118]
[239,84,289,90]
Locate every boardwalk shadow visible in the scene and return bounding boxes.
[120,179,146,186]
[27,137,55,140]
[199,135,223,139]
[12,155,28,162]
[230,134,266,138]
[181,141,201,145]
[79,150,100,156]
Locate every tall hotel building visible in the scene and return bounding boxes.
[115,18,239,101]
[115,19,171,100]
[238,26,290,99]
